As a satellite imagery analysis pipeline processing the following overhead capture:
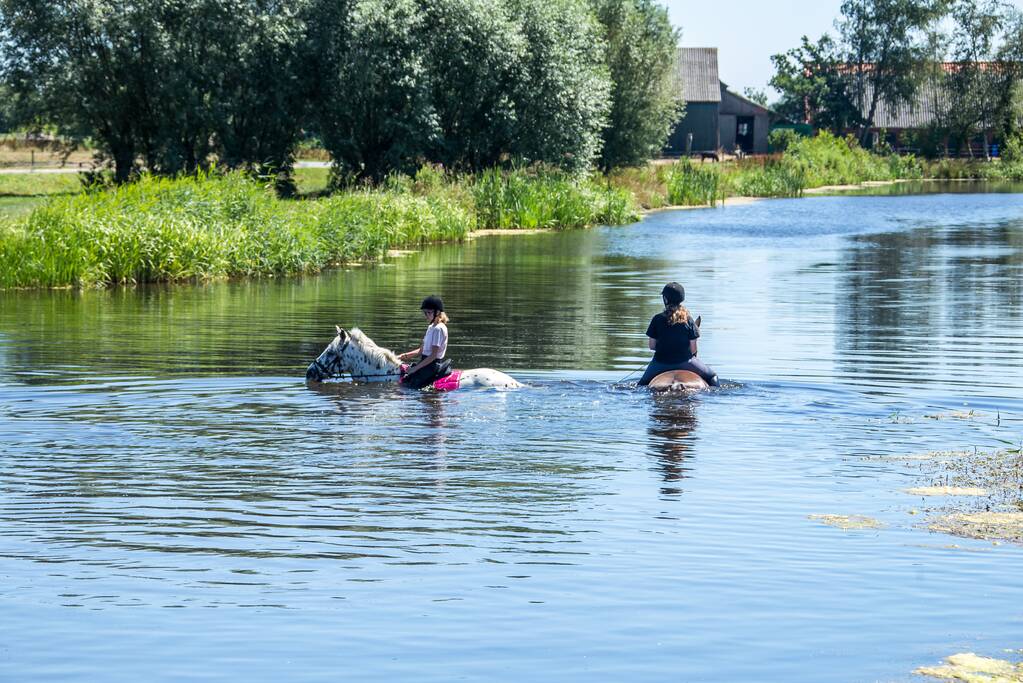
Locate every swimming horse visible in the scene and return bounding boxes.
[305,326,523,390]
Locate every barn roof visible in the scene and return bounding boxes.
[864,82,947,129]
[674,47,721,103]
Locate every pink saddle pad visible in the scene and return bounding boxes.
[432,370,462,392]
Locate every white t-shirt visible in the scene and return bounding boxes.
[422,323,448,359]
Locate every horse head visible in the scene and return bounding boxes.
[306,325,348,382]
[305,325,402,383]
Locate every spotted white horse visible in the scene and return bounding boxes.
[306,326,523,390]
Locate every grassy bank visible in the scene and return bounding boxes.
[0,168,635,288]
[4,132,1023,289]
[611,132,931,208]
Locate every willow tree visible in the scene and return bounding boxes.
[591,0,683,170]
[0,0,310,184]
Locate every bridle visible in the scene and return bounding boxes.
[310,335,402,381]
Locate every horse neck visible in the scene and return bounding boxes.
[345,338,400,382]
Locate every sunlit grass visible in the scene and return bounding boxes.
[0,168,638,288]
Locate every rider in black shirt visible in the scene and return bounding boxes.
[638,282,719,386]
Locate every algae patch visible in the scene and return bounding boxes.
[808,514,885,530]
[929,512,1023,544]
[905,486,990,497]
[914,651,1022,682]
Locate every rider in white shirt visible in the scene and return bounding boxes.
[397,295,451,388]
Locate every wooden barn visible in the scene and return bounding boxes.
[664,47,774,156]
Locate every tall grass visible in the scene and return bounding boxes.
[665,160,722,206]
[0,167,637,288]
[472,167,636,229]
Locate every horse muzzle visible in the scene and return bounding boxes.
[305,363,323,382]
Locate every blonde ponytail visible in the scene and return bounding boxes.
[666,303,689,326]
[434,311,449,325]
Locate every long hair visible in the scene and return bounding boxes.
[665,303,689,326]
[430,311,449,325]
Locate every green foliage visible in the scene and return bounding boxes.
[743,88,770,107]
[769,35,862,132]
[311,0,437,184]
[591,0,683,169]
[506,0,611,173]
[472,167,636,229]
[420,0,524,171]
[0,168,638,288]
[309,0,612,181]
[0,0,311,184]
[726,160,805,198]
[768,128,801,153]
[837,0,945,143]
[1002,133,1023,163]
[665,161,722,206]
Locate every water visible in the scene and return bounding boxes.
[3,185,1023,681]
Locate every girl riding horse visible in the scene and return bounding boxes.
[639,282,719,387]
[398,295,452,389]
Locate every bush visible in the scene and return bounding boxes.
[767,128,800,153]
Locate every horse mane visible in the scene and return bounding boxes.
[348,327,401,367]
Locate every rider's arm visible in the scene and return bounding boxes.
[648,338,657,350]
[398,346,422,361]
[690,339,698,356]
[408,345,440,374]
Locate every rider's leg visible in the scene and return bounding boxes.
[404,359,440,389]
[680,358,719,386]
[638,359,676,385]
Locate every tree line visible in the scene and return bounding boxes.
[769,0,1023,156]
[0,0,683,190]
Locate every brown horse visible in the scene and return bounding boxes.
[647,370,709,393]
[646,315,711,393]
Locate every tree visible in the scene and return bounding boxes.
[836,0,945,145]
[506,0,611,172]
[770,35,862,133]
[212,2,313,194]
[742,88,770,108]
[590,0,682,169]
[0,0,310,184]
[311,0,438,184]
[937,0,1014,157]
[419,0,524,171]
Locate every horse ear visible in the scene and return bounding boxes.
[335,325,343,336]
[695,315,701,328]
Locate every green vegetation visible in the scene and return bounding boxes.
[591,0,683,170]
[665,161,723,206]
[0,168,639,288]
[769,0,1023,156]
[4,132,1020,289]
[1,0,682,186]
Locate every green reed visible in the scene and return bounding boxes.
[0,167,638,289]
[471,167,637,230]
[665,160,722,206]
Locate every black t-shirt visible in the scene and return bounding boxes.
[646,312,699,364]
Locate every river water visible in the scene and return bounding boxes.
[2,184,1023,681]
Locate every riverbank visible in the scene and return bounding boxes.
[0,169,635,288]
[4,135,1023,289]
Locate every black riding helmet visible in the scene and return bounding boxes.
[420,295,444,312]
[661,282,685,305]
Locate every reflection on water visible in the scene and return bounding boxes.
[647,397,698,494]
[2,187,1023,682]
